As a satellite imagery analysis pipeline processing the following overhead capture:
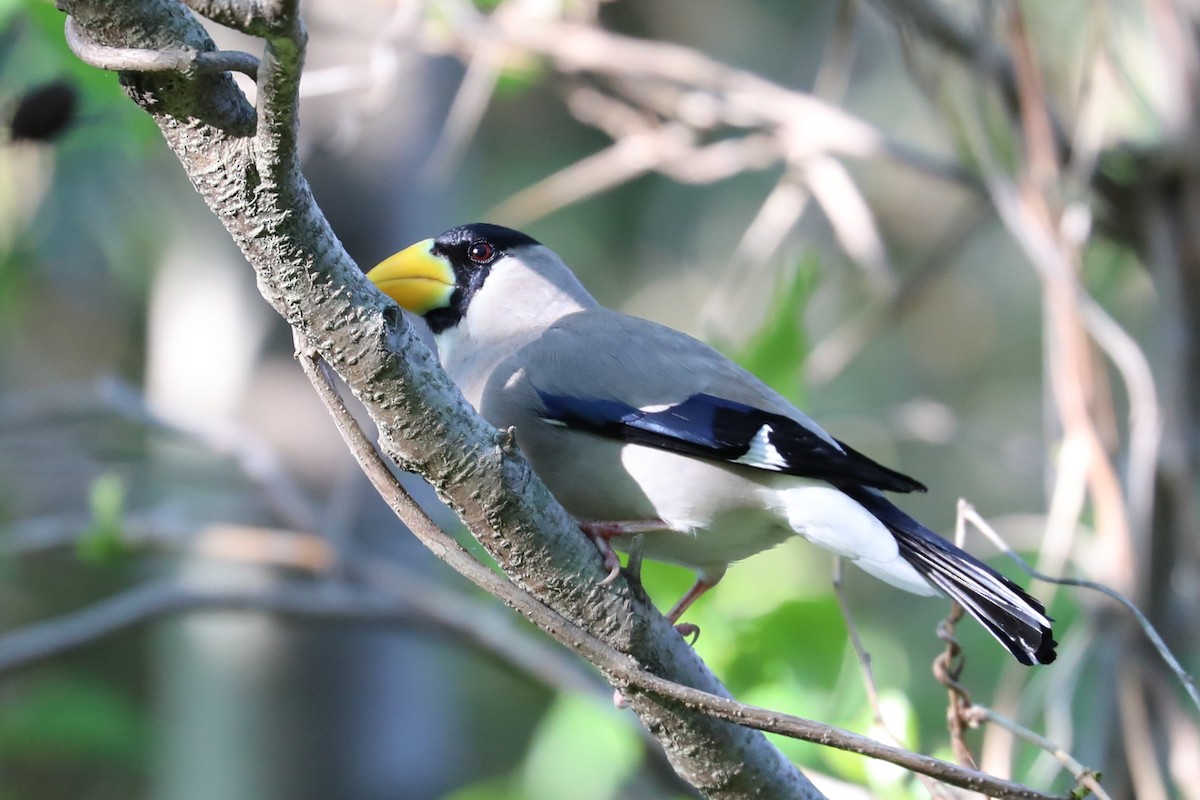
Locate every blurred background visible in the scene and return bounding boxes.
[1,0,1197,798]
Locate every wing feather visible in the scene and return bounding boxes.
[536,390,926,493]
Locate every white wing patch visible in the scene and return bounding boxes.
[734,424,789,470]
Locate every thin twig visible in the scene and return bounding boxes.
[1076,293,1161,552]
[488,123,694,224]
[64,16,259,76]
[958,501,1200,714]
[812,0,861,103]
[425,9,981,191]
[832,558,898,738]
[866,0,1069,152]
[419,0,510,182]
[801,153,897,297]
[833,559,957,800]
[0,580,536,679]
[934,601,978,770]
[966,705,1111,800]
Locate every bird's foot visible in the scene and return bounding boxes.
[494,425,519,456]
[664,575,720,645]
[674,622,701,644]
[576,519,665,586]
[594,536,623,586]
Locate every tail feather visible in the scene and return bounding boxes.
[844,487,1057,666]
[896,530,1057,665]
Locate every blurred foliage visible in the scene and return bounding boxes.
[724,255,819,402]
[0,0,1193,799]
[76,473,131,567]
[0,1,165,341]
[0,673,148,800]
[1,1,157,149]
[0,673,148,767]
[0,3,170,793]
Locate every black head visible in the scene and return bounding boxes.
[423,223,541,334]
[366,223,546,334]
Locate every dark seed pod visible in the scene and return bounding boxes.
[9,79,78,143]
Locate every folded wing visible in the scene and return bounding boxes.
[537,390,926,494]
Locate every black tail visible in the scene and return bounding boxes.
[843,487,1057,665]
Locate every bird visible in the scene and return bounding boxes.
[366,222,1057,666]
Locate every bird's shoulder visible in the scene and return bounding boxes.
[520,308,795,412]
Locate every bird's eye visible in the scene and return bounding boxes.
[467,241,495,264]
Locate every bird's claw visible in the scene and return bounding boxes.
[578,520,636,586]
[495,425,519,456]
[594,539,623,585]
[674,622,701,644]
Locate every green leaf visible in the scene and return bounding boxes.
[0,673,149,767]
[519,695,641,800]
[442,775,523,800]
[0,1,17,30]
[729,256,819,401]
[494,60,545,97]
[721,596,847,692]
[76,472,131,566]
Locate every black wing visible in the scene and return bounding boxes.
[537,390,925,493]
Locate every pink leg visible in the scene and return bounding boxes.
[666,576,720,641]
[576,519,666,586]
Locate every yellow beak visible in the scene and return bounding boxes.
[365,238,456,314]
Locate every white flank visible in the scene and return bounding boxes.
[776,484,938,596]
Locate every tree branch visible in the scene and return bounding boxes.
[56,1,816,796]
[65,15,259,76]
[0,579,569,682]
